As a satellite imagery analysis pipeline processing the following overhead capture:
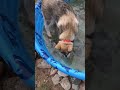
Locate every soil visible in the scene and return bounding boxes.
[35,66,64,90]
[35,56,85,90]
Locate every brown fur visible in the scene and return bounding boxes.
[55,41,73,53]
[57,11,79,40]
[42,0,79,52]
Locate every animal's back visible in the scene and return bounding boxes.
[42,0,74,21]
[42,0,64,6]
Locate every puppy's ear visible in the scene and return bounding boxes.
[74,18,79,25]
[57,20,62,28]
[74,17,79,33]
[57,15,68,28]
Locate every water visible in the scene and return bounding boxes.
[43,0,85,72]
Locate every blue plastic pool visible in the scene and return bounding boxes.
[35,0,85,80]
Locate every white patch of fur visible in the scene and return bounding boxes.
[59,30,75,40]
[57,11,79,27]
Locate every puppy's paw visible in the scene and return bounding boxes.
[68,44,73,52]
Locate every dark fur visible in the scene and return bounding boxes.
[42,0,75,24]
[42,0,78,41]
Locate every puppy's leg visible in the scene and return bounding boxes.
[55,43,61,50]
[68,44,73,52]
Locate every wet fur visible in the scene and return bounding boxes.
[42,0,79,41]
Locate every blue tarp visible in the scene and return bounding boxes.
[0,0,34,87]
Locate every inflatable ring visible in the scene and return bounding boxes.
[35,0,85,80]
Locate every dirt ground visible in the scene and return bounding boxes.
[35,51,85,90]
[35,67,64,90]
[35,56,85,90]
[35,57,64,90]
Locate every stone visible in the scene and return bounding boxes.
[37,60,51,69]
[52,74,60,85]
[73,79,81,85]
[50,68,58,76]
[36,59,42,65]
[79,81,85,90]
[72,84,79,90]
[71,77,81,85]
[58,71,68,77]
[60,77,71,90]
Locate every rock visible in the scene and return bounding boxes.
[35,81,38,87]
[72,84,79,90]
[73,79,81,85]
[60,77,71,90]
[79,81,85,90]
[36,59,42,65]
[70,77,81,85]
[71,78,76,82]
[58,71,68,77]
[79,86,85,90]
[71,78,82,90]
[37,60,51,69]
[50,68,58,76]
[52,74,60,85]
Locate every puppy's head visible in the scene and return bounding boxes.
[57,11,79,32]
[57,11,79,40]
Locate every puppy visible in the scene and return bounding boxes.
[42,0,79,53]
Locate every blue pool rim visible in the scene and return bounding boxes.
[35,0,85,80]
